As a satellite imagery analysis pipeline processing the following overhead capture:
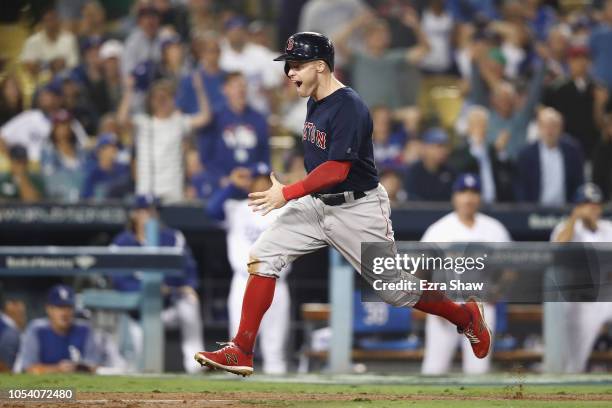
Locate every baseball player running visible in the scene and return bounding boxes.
[195,32,491,376]
[207,164,291,374]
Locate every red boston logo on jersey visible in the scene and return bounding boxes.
[303,122,326,150]
[287,38,294,51]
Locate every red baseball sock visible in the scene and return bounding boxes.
[413,290,471,329]
[232,275,276,353]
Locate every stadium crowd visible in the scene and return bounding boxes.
[0,0,611,207]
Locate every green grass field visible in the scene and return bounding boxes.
[1,373,612,407]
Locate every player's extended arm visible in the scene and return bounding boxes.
[282,160,352,200]
[248,160,352,216]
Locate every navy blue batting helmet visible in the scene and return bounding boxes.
[274,32,334,76]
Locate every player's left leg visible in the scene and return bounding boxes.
[325,184,491,359]
[195,196,328,376]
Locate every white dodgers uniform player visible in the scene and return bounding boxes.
[207,164,290,374]
[420,174,511,374]
[551,183,612,373]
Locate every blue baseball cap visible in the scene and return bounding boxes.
[131,60,157,92]
[47,284,75,307]
[160,34,181,50]
[80,36,104,53]
[224,16,248,31]
[249,162,271,177]
[453,173,481,193]
[422,127,449,145]
[574,183,603,204]
[133,194,161,209]
[42,81,63,96]
[95,132,119,151]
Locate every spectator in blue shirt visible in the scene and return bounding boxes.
[110,194,204,373]
[197,71,270,184]
[15,285,104,374]
[590,0,612,90]
[176,31,227,114]
[81,133,130,200]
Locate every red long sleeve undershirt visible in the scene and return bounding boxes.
[282,160,352,201]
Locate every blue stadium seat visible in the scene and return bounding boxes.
[353,292,421,350]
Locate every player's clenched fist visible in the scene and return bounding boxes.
[248,172,287,215]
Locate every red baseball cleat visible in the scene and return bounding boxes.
[458,297,492,359]
[194,342,253,377]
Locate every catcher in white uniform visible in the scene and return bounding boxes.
[207,164,290,374]
[420,174,511,374]
[551,182,612,373]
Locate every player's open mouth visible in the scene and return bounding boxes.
[295,81,302,88]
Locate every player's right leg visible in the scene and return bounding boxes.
[325,184,491,359]
[195,197,328,376]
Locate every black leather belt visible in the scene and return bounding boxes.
[312,191,366,206]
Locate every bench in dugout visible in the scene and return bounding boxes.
[298,294,612,371]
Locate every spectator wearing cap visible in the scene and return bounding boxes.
[405,128,455,201]
[553,183,612,243]
[177,31,227,115]
[0,145,45,202]
[40,110,87,202]
[99,40,125,112]
[590,0,612,91]
[219,15,285,114]
[516,108,584,206]
[206,163,291,374]
[0,83,88,164]
[14,285,104,374]
[543,46,609,160]
[196,72,270,183]
[110,194,203,373]
[118,68,211,203]
[121,5,162,79]
[81,133,129,200]
[421,173,511,375]
[0,283,25,372]
[593,113,612,200]
[20,8,79,74]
